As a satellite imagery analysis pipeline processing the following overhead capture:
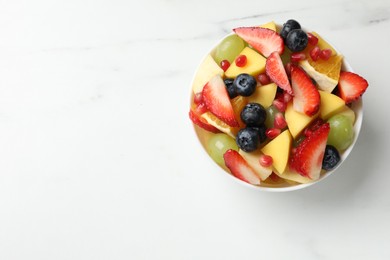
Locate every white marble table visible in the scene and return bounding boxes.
[0,0,389,259]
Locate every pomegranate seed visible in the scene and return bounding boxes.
[274,113,287,129]
[283,92,292,103]
[273,99,287,112]
[266,128,281,139]
[235,55,247,67]
[269,172,280,182]
[195,102,208,115]
[320,49,332,60]
[259,154,273,167]
[310,46,321,61]
[291,52,306,63]
[285,62,292,77]
[307,32,319,46]
[257,73,271,85]
[194,92,203,105]
[220,60,230,72]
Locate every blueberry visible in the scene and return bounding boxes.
[233,73,256,97]
[236,127,260,152]
[224,78,237,99]
[286,29,308,52]
[240,103,266,127]
[251,124,267,144]
[322,145,340,170]
[280,19,301,41]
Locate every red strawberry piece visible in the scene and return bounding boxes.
[193,92,203,105]
[289,123,330,180]
[195,102,208,115]
[291,65,320,116]
[233,27,284,57]
[202,75,239,127]
[266,52,293,95]
[223,149,261,185]
[189,110,220,133]
[338,71,369,103]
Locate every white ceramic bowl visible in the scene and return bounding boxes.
[190,28,363,192]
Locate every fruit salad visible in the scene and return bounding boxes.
[189,19,369,188]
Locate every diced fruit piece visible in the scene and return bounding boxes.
[327,114,354,151]
[195,102,208,115]
[318,90,345,120]
[223,149,261,185]
[273,166,313,184]
[338,71,369,103]
[291,65,320,116]
[247,83,278,108]
[233,73,257,96]
[299,54,343,93]
[236,127,260,152]
[192,54,224,94]
[261,130,292,174]
[235,55,247,67]
[201,112,239,138]
[260,21,277,31]
[240,103,266,127]
[189,110,221,133]
[225,47,267,78]
[207,133,239,167]
[202,75,239,127]
[290,123,330,180]
[322,145,340,170]
[280,19,301,41]
[266,52,293,95]
[336,105,355,124]
[233,27,284,57]
[285,29,308,52]
[239,150,273,180]
[214,34,246,65]
[285,102,318,138]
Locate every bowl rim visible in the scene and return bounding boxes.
[189,27,364,192]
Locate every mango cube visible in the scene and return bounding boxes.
[319,90,345,120]
[285,102,318,139]
[261,130,292,174]
[192,54,224,94]
[247,83,277,108]
[225,47,266,78]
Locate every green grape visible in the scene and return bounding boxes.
[264,105,278,129]
[214,35,245,65]
[207,133,239,166]
[327,114,354,151]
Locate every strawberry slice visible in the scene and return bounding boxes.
[202,75,239,127]
[223,149,260,185]
[233,27,284,57]
[338,71,369,103]
[291,65,320,116]
[266,52,293,95]
[289,123,330,180]
[189,110,221,133]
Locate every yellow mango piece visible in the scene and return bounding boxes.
[239,149,273,181]
[319,90,345,120]
[225,47,266,78]
[274,166,314,184]
[247,83,277,108]
[285,102,318,139]
[261,130,292,174]
[260,21,277,31]
[192,54,224,94]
